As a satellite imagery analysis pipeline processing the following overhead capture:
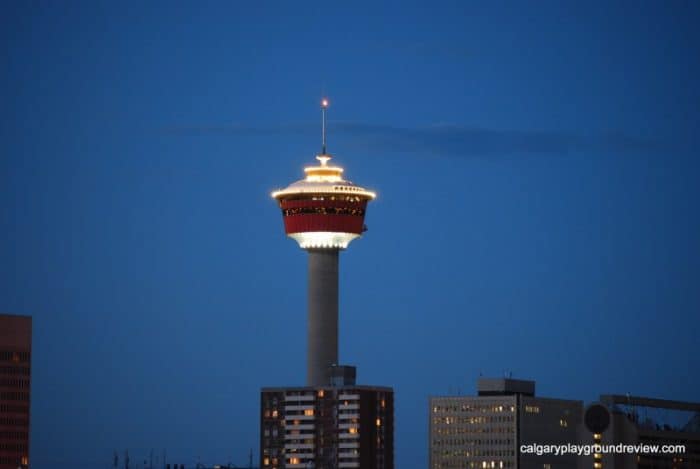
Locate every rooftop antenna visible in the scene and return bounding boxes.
[321,97,329,156]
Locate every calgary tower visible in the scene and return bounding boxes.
[271,98,376,386]
[262,99,393,469]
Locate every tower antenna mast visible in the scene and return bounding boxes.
[321,98,329,155]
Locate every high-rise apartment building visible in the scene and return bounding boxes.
[261,383,393,469]
[0,314,31,469]
[430,377,582,469]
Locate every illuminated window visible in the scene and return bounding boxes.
[272,410,278,418]
[290,457,300,464]
[376,418,381,427]
[318,389,324,397]
[304,409,314,416]
[349,427,358,434]
[263,457,270,466]
[559,419,568,427]
[525,406,540,413]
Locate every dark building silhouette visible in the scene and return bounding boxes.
[0,314,31,469]
[577,394,700,469]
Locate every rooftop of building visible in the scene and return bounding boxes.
[430,377,583,406]
[477,377,536,396]
[602,394,700,436]
[0,313,32,348]
[261,384,394,393]
[601,394,700,412]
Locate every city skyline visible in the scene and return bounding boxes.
[3,2,700,468]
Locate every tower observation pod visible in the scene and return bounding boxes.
[271,99,376,386]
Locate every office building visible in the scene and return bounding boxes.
[430,377,582,469]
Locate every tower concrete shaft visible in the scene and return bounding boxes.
[307,249,339,386]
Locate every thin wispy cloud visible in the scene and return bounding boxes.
[162,122,313,137]
[162,121,661,157]
[334,122,662,157]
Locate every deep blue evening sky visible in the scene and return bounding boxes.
[2,2,699,468]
